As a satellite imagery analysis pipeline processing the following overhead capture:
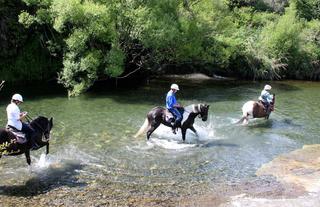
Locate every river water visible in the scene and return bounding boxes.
[0,78,319,206]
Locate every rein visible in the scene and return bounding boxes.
[26,114,45,131]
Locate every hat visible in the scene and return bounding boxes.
[170,83,179,90]
[12,94,23,102]
[264,85,272,90]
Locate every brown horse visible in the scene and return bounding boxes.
[134,104,209,141]
[0,116,53,165]
[238,94,275,125]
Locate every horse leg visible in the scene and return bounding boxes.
[236,116,245,124]
[189,126,198,137]
[25,150,31,165]
[46,143,49,155]
[243,117,249,125]
[182,128,187,142]
[146,122,160,140]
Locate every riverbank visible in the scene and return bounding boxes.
[221,144,320,207]
[159,73,236,81]
[179,145,320,207]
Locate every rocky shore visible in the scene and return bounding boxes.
[221,144,320,207]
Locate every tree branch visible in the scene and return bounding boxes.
[0,80,5,91]
[116,65,143,79]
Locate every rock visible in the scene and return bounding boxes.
[256,144,320,193]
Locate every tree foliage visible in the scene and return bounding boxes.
[1,0,320,95]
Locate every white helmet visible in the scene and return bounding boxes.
[12,94,23,102]
[264,84,272,90]
[170,83,179,90]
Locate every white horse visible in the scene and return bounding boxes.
[237,94,275,125]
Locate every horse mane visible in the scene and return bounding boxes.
[30,116,49,130]
[185,103,205,113]
[30,116,46,123]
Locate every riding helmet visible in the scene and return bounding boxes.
[12,94,23,102]
[170,83,179,90]
[264,85,272,90]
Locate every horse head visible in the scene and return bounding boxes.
[30,116,53,142]
[193,103,210,121]
[270,94,276,111]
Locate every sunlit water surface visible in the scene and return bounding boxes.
[0,79,319,205]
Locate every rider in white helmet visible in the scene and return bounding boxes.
[166,83,184,134]
[6,94,37,149]
[259,85,273,113]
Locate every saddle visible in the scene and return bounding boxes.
[258,100,272,114]
[6,126,27,144]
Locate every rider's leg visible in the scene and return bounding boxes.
[266,103,271,114]
[169,108,182,134]
[172,108,182,127]
[21,123,38,149]
[262,102,268,113]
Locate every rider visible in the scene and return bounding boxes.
[6,94,38,149]
[166,83,184,134]
[259,84,273,114]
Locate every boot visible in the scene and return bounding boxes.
[171,122,177,134]
[172,121,181,134]
[266,105,271,115]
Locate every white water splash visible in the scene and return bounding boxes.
[32,153,61,171]
[153,122,216,140]
[148,139,196,150]
[142,123,218,150]
[35,153,50,168]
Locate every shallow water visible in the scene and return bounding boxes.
[0,79,319,206]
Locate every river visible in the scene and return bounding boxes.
[0,77,319,206]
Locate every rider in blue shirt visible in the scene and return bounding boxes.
[166,84,184,134]
[259,84,273,113]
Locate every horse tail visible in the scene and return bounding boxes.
[236,115,247,124]
[134,118,149,138]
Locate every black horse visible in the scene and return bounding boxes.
[0,116,53,165]
[134,104,209,141]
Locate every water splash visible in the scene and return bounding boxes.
[148,139,196,150]
[35,153,50,168]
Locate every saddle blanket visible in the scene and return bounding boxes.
[7,127,27,144]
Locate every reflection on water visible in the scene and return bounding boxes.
[0,80,319,205]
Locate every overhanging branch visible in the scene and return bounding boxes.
[0,80,5,91]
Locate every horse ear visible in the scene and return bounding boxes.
[50,117,53,127]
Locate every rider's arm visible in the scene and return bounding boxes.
[266,93,273,103]
[166,95,175,108]
[19,111,27,120]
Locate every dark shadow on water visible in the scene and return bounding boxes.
[0,162,86,197]
[0,78,306,107]
[88,79,304,106]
